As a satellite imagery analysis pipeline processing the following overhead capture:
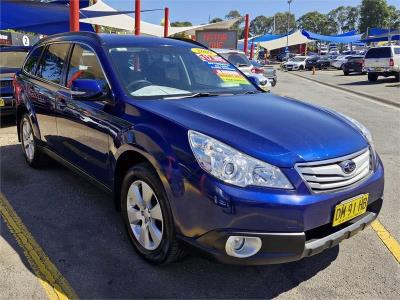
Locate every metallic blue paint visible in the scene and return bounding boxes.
[14,32,384,263]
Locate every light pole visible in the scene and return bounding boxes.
[286,0,293,52]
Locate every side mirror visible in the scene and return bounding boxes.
[71,79,103,99]
[247,75,260,86]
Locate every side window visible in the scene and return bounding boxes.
[23,46,44,75]
[37,43,70,84]
[66,44,108,92]
[394,48,400,55]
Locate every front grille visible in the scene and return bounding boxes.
[296,149,371,192]
[0,80,12,88]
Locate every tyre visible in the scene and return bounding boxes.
[344,71,349,76]
[368,73,378,82]
[395,73,400,82]
[299,65,304,71]
[121,162,184,265]
[271,79,277,87]
[19,113,46,168]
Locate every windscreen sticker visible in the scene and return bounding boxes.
[191,48,251,85]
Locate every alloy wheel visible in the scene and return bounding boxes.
[126,180,164,250]
[22,118,35,161]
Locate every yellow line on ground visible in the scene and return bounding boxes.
[371,220,400,264]
[0,193,78,300]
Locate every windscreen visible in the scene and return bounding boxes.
[108,46,257,99]
[365,47,391,59]
[0,51,28,68]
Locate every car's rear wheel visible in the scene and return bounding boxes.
[20,114,46,168]
[344,71,349,76]
[368,73,378,82]
[121,163,184,265]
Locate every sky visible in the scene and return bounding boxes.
[104,0,400,25]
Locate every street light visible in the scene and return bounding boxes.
[286,0,293,53]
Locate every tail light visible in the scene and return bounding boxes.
[13,73,22,101]
[389,58,394,67]
[251,67,264,74]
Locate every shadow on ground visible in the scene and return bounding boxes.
[1,143,338,299]
[0,115,16,128]
[338,77,400,86]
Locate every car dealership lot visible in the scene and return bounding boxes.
[283,68,400,106]
[1,72,400,299]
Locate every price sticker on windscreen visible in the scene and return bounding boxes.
[191,48,250,85]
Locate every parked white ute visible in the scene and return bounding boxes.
[282,56,308,71]
[364,46,400,82]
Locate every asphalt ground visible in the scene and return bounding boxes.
[1,71,399,299]
[282,68,400,106]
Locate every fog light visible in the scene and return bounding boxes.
[225,236,262,258]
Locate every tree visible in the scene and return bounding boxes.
[170,21,193,27]
[326,6,360,34]
[273,12,296,34]
[225,10,241,19]
[210,17,223,24]
[297,11,332,35]
[386,5,400,29]
[359,0,390,33]
[249,15,273,35]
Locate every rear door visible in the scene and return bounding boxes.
[30,43,71,148]
[55,43,112,184]
[364,47,391,69]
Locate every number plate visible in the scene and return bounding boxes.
[332,194,369,227]
[0,98,4,107]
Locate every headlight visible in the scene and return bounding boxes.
[338,113,374,149]
[188,130,293,189]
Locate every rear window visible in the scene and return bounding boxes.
[219,53,251,67]
[365,47,392,59]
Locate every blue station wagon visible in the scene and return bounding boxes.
[14,32,384,265]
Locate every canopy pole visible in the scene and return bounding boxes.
[69,0,79,32]
[243,14,249,55]
[135,0,140,35]
[93,0,100,33]
[164,7,169,37]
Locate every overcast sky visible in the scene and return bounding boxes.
[104,0,399,25]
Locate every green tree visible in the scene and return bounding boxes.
[170,21,193,27]
[249,15,273,35]
[225,10,242,19]
[273,12,296,34]
[297,11,332,35]
[326,6,360,34]
[359,0,390,33]
[386,5,400,29]
[210,17,223,24]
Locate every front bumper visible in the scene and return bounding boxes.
[182,200,381,265]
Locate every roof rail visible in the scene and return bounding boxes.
[167,37,208,49]
[38,31,102,45]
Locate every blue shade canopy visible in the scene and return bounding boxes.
[362,30,400,43]
[0,0,142,35]
[301,30,363,43]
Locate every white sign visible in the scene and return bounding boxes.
[22,35,30,46]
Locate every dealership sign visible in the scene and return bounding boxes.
[196,30,237,49]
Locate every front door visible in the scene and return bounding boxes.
[55,43,112,185]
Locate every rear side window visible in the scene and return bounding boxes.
[66,44,108,91]
[37,43,70,84]
[23,46,44,74]
[365,47,391,59]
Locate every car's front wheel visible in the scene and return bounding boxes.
[20,114,46,168]
[121,163,184,265]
